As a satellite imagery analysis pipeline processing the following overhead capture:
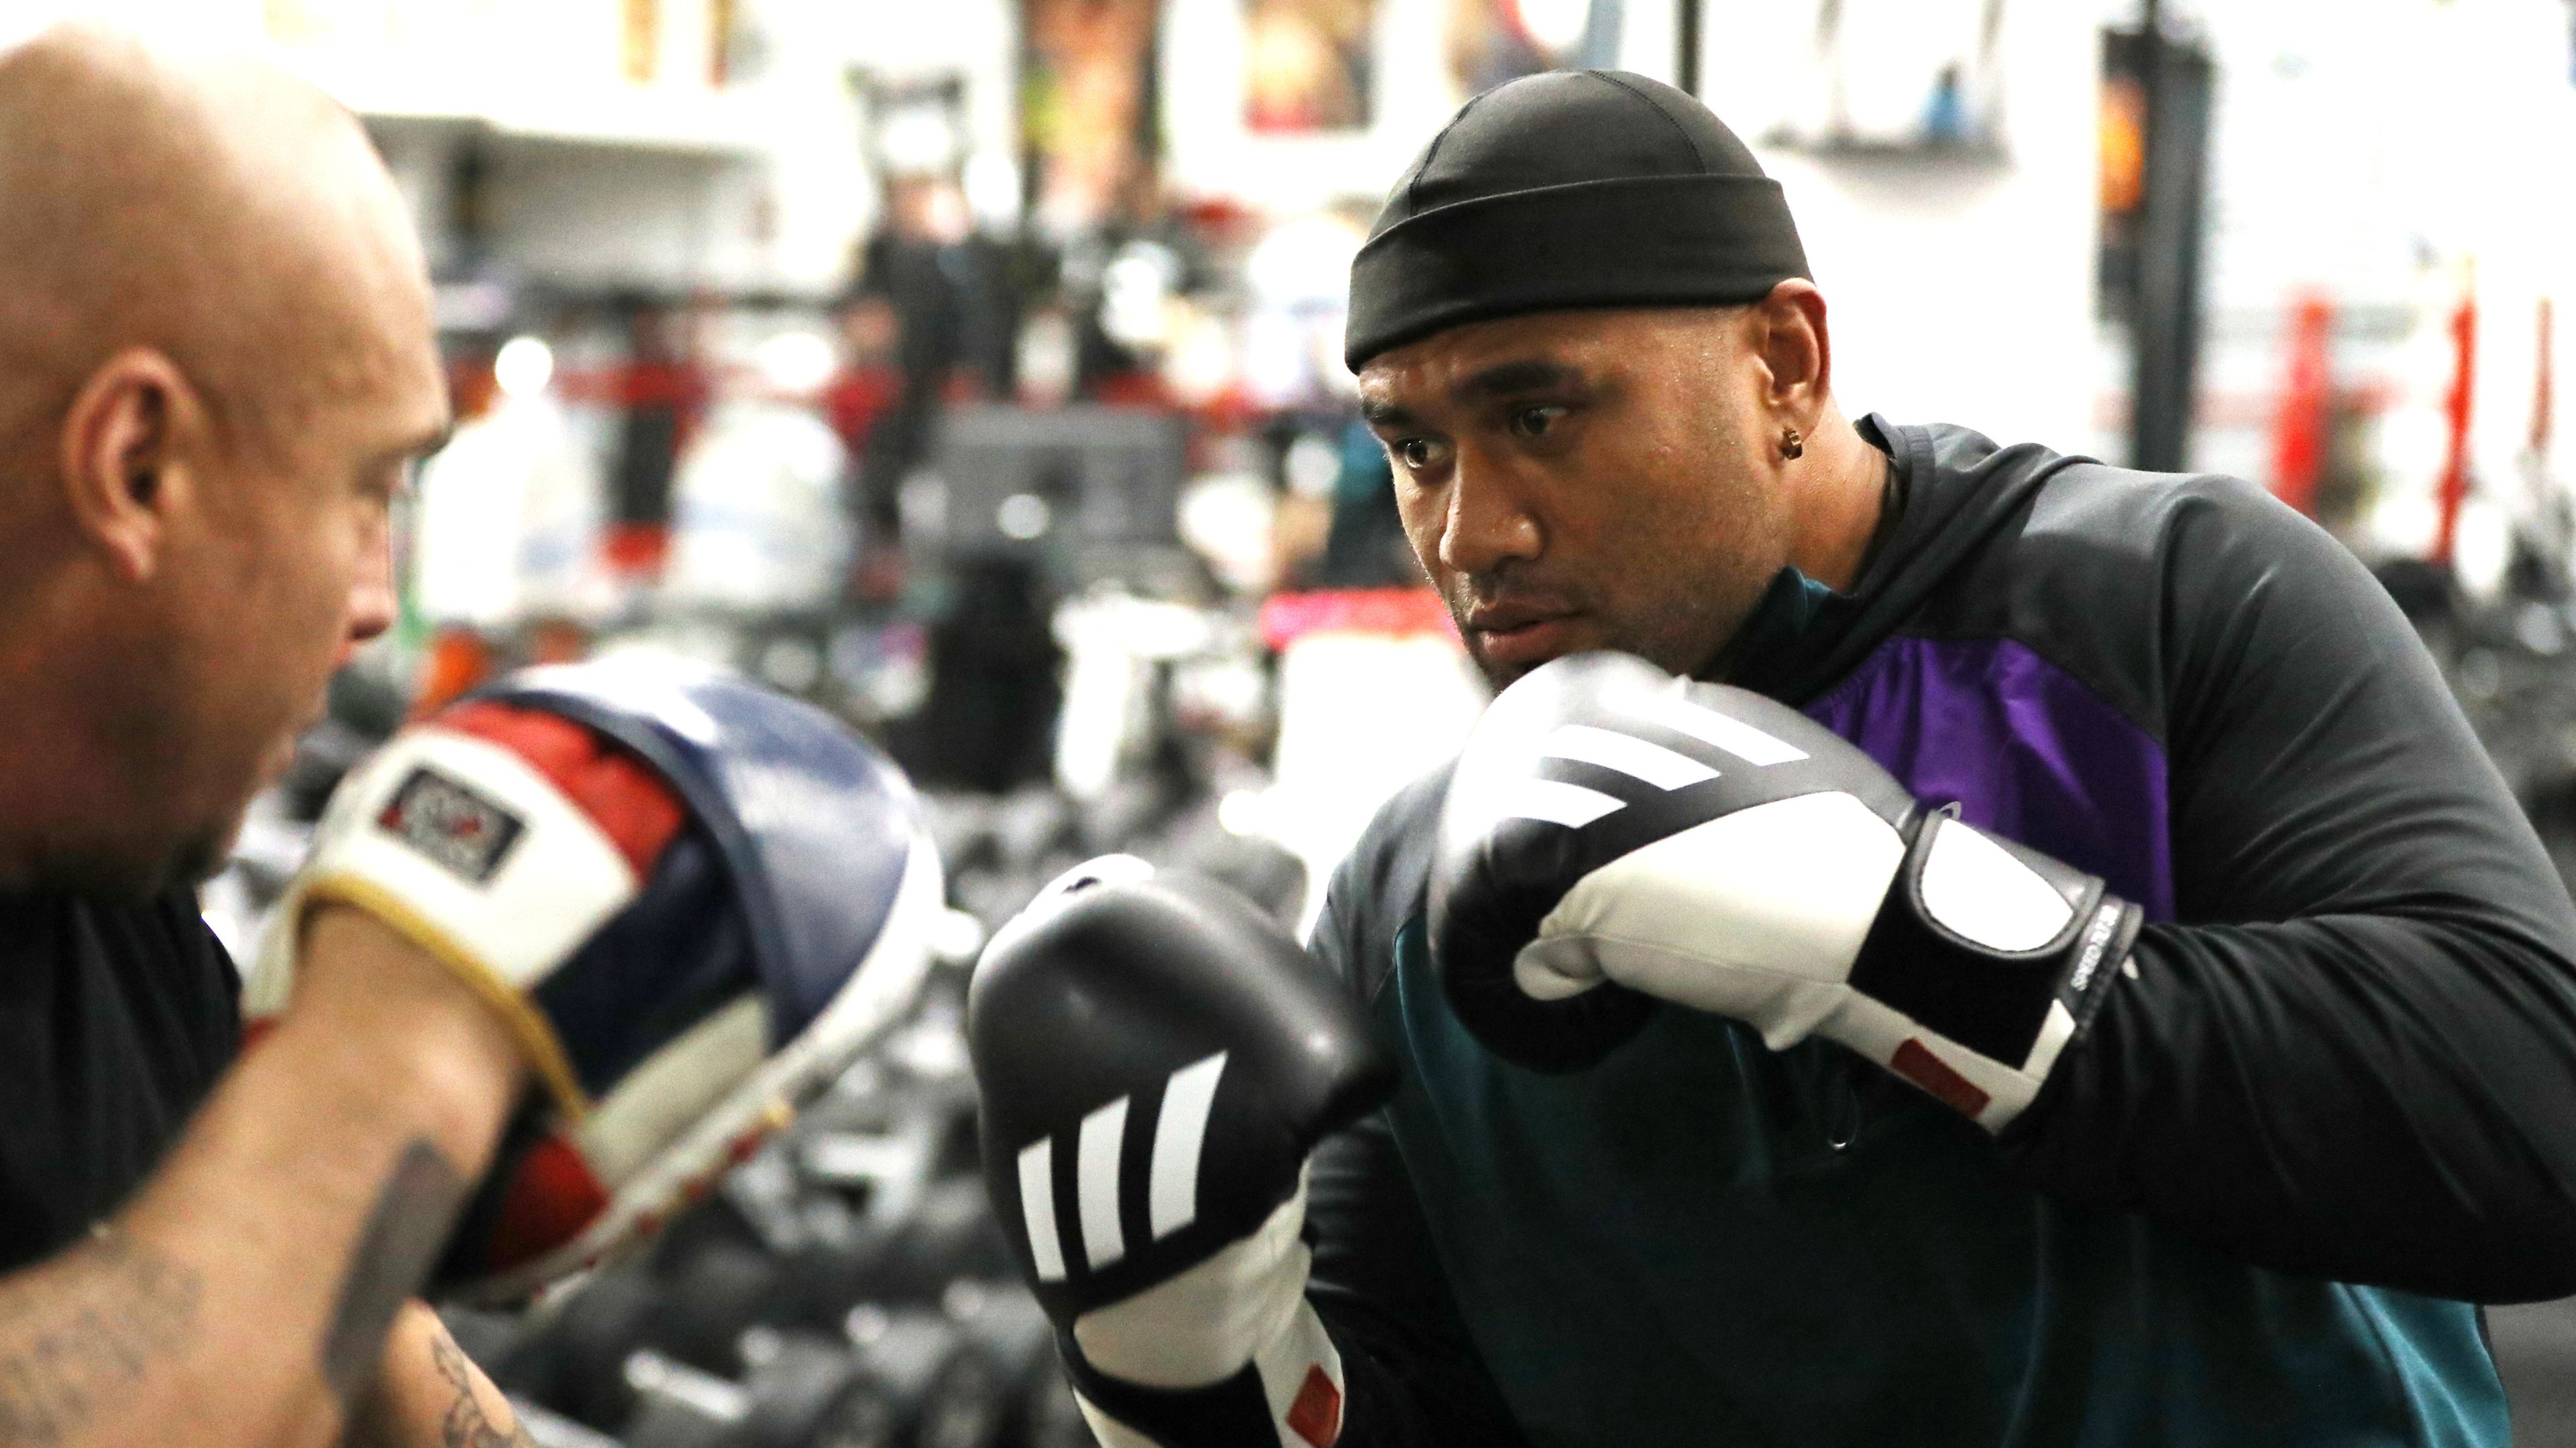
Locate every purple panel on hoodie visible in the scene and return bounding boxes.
[1805,635,2175,922]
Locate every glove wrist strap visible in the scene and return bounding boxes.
[1058,1186,1347,1447]
[256,728,644,1115]
[1063,1300,1346,1448]
[1841,812,2143,1130]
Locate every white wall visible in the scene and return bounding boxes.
[0,0,1018,296]
[0,0,262,47]
[1701,0,2106,451]
[2186,0,2576,537]
[1161,0,2100,449]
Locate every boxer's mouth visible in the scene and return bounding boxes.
[1465,603,1588,667]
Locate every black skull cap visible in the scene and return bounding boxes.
[1344,69,1809,371]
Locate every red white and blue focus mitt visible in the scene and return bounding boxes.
[246,658,943,1300]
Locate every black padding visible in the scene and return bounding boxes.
[967,869,1395,1323]
[1059,1335,1284,1446]
[1847,815,2115,1067]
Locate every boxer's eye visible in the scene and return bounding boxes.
[1393,437,1449,471]
[1509,404,1568,439]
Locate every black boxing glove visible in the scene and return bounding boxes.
[969,857,1395,1448]
[1430,651,2142,1130]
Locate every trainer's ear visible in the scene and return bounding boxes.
[57,346,209,583]
[1751,278,1834,433]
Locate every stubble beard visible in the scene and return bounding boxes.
[9,731,254,903]
[12,829,226,904]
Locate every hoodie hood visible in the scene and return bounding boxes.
[1722,414,2094,706]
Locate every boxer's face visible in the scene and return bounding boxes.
[1359,307,1794,687]
[0,47,447,899]
[93,303,443,901]
[190,349,443,859]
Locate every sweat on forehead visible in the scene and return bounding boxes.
[0,24,429,466]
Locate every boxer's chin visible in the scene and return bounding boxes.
[107,794,248,899]
[161,826,233,891]
[21,830,223,904]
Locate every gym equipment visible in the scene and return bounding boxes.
[941,1284,1087,1448]
[437,630,1301,1446]
[516,1398,629,1448]
[547,1266,672,1431]
[616,1310,1006,1448]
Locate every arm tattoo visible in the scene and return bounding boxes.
[428,1330,535,1448]
[0,1229,202,1445]
[321,1139,467,1402]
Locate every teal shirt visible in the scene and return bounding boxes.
[1310,421,2553,1445]
[1375,915,2502,1447]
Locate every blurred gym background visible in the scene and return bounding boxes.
[13,0,2576,1443]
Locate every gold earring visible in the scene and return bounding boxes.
[1780,427,1805,460]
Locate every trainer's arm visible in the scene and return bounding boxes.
[0,905,521,1447]
[340,1304,533,1448]
[2004,481,2576,1302]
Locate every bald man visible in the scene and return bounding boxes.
[0,27,533,1447]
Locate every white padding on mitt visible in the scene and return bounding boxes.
[250,727,642,1113]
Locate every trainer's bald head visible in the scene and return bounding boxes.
[0,23,436,490]
[0,24,446,900]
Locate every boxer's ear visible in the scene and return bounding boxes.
[56,345,208,583]
[1749,278,1835,431]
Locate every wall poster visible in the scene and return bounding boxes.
[1244,0,1375,132]
[1448,0,1623,97]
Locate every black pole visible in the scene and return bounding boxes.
[2130,0,2165,469]
[2127,0,2211,474]
[1678,0,1701,97]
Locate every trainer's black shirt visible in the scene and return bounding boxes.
[0,890,239,1272]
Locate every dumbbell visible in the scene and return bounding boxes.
[438,1304,627,1447]
[513,1396,629,1448]
[541,1236,827,1422]
[769,1178,1006,1332]
[541,1170,1005,1422]
[869,1179,1015,1303]
[619,1349,747,1448]
[545,1265,672,1432]
[844,1306,1006,1448]
[775,1223,908,1332]
[659,1237,796,1378]
[938,1282,1089,1448]
[619,1310,1005,1448]
[439,1302,545,1394]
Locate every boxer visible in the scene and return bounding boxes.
[967,71,2576,1447]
